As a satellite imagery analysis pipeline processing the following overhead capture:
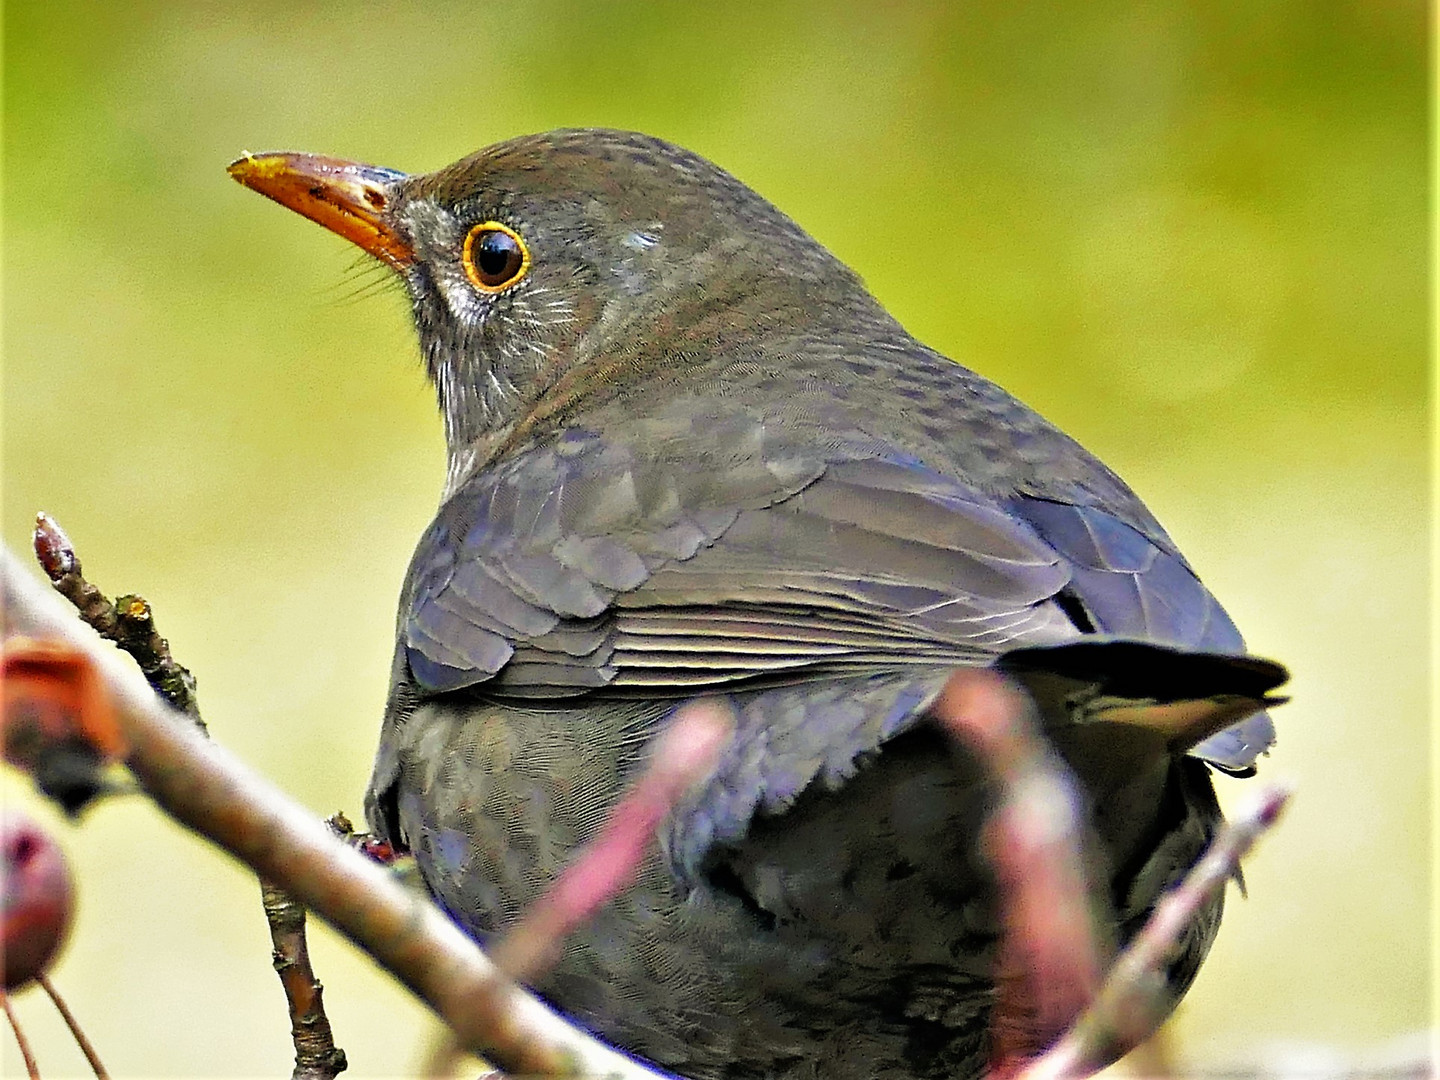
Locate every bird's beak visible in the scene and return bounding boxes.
[227,152,413,268]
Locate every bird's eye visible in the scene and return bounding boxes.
[461,222,530,292]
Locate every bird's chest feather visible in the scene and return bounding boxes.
[388,679,1007,1080]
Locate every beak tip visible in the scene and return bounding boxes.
[226,153,286,188]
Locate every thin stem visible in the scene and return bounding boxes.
[931,670,1104,1068]
[1015,784,1292,1080]
[35,976,108,1080]
[1,991,41,1080]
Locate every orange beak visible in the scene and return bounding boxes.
[227,152,413,268]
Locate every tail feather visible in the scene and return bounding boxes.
[999,638,1288,768]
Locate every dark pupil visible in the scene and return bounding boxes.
[476,231,519,282]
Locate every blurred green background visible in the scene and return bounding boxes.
[2,1,1429,1076]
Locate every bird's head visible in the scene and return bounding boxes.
[229,130,868,468]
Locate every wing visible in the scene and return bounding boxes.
[399,419,1257,716]
[371,416,1274,862]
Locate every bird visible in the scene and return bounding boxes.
[229,129,1285,1079]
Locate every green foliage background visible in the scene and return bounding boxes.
[3,2,1429,1075]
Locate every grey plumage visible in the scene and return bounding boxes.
[233,129,1285,1079]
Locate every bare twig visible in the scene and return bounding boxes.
[260,880,348,1080]
[32,513,202,729]
[931,670,1105,1070]
[29,516,346,1079]
[1,992,40,1080]
[1017,784,1291,1080]
[35,975,109,1080]
[3,546,680,1079]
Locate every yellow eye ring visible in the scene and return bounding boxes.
[461,221,531,293]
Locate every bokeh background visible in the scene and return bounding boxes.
[2,1,1429,1076]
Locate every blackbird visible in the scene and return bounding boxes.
[229,129,1284,1079]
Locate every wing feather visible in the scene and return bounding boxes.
[400,426,1262,778]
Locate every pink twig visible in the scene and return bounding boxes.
[931,670,1105,1073]
[490,700,735,982]
[1018,784,1291,1080]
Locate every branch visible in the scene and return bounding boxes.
[32,514,343,1079]
[930,671,1105,1071]
[34,513,201,728]
[490,702,734,982]
[932,671,1290,1080]
[3,545,682,1079]
[260,878,349,1080]
[1016,783,1291,1080]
